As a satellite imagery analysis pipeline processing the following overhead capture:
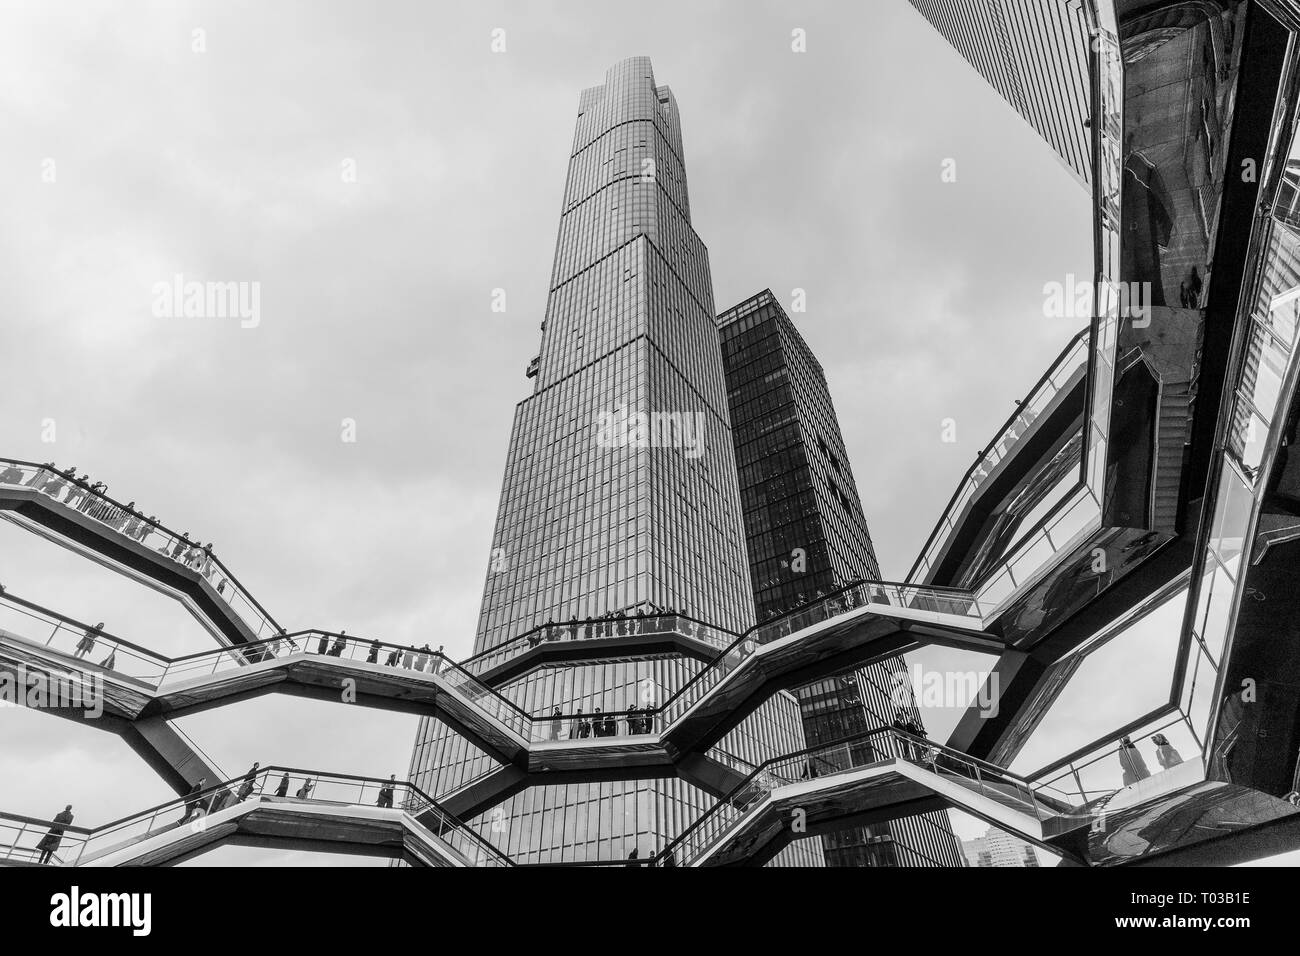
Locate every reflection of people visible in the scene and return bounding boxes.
[1152,733,1183,770]
[1118,737,1151,786]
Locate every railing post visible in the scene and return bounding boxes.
[6,823,26,861]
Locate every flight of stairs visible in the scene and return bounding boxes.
[1151,380,1193,533]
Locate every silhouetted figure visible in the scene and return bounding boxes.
[73,623,104,660]
[317,633,330,655]
[295,780,314,800]
[385,646,401,667]
[137,517,158,545]
[329,632,347,656]
[591,707,605,738]
[626,847,639,866]
[179,778,207,823]
[366,641,381,664]
[550,708,562,740]
[1119,737,1151,786]
[1152,733,1184,770]
[274,773,291,797]
[35,805,75,865]
[377,775,397,808]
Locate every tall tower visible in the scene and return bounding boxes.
[410,60,818,865]
[904,0,1094,187]
[718,290,965,867]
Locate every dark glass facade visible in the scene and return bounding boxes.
[719,290,965,867]
[409,60,819,865]
[905,0,1093,187]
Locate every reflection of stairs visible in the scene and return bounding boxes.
[1152,380,1192,532]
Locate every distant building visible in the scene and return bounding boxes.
[407,60,819,866]
[904,0,1093,187]
[963,826,1042,867]
[719,289,965,867]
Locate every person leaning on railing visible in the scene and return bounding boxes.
[376,775,397,808]
[35,805,75,865]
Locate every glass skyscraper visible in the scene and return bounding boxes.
[718,290,965,867]
[409,59,819,865]
[905,0,1094,187]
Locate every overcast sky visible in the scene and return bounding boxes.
[0,0,1143,864]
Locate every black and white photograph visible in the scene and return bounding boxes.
[0,0,1295,934]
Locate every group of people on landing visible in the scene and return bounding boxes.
[266,630,450,677]
[3,462,232,594]
[760,576,883,626]
[174,764,405,824]
[531,604,690,647]
[549,704,656,740]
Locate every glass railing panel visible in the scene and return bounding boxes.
[908,333,1089,585]
[0,459,278,640]
[1244,321,1288,419]
[461,615,738,679]
[0,813,90,866]
[159,640,286,684]
[528,708,659,743]
[0,599,167,686]
[66,768,510,867]
[976,566,1016,610]
[1191,555,1235,667]
[1029,719,1201,809]
[1208,466,1253,578]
